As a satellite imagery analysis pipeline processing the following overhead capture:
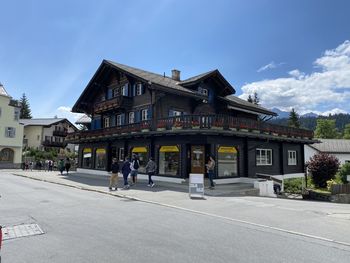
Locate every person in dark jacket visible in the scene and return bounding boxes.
[121,156,131,189]
[65,158,71,174]
[109,158,119,191]
[145,157,157,187]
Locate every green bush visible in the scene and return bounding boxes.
[284,178,304,194]
[307,153,340,188]
[337,162,350,184]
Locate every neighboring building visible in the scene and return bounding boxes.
[20,118,78,152]
[0,83,24,168]
[305,139,350,165]
[67,60,316,180]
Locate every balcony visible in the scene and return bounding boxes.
[42,140,66,148]
[94,95,132,114]
[53,130,68,137]
[66,114,314,143]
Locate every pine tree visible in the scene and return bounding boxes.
[288,108,300,128]
[20,93,32,119]
[247,95,253,103]
[314,119,338,138]
[343,123,350,139]
[253,92,260,105]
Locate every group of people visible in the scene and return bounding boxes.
[21,158,72,175]
[109,154,156,191]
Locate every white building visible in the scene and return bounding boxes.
[0,83,24,168]
[304,139,350,164]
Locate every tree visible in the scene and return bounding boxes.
[288,108,300,128]
[314,119,338,138]
[253,92,260,105]
[307,153,340,188]
[247,95,253,103]
[20,93,32,119]
[343,123,350,139]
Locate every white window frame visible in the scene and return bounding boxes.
[129,112,135,124]
[5,127,16,138]
[14,109,20,121]
[118,148,124,161]
[103,117,110,128]
[256,148,272,166]
[122,84,128,96]
[116,114,122,126]
[136,83,143,96]
[202,88,208,96]
[141,109,148,121]
[173,110,182,116]
[288,150,297,166]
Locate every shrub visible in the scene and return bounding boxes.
[307,153,340,188]
[284,178,303,194]
[337,162,350,184]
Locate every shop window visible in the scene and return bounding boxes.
[217,146,238,177]
[256,148,272,166]
[82,148,92,168]
[131,146,148,173]
[95,148,107,170]
[159,146,180,176]
[288,150,297,165]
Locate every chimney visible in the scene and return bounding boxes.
[171,69,181,81]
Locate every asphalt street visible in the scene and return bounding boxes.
[1,172,350,263]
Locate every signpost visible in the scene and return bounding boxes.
[189,173,204,198]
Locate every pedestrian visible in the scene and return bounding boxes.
[58,159,64,175]
[65,157,71,175]
[121,156,131,189]
[29,161,33,171]
[130,154,140,185]
[48,160,53,171]
[206,156,216,189]
[109,158,119,191]
[145,157,156,187]
[36,160,42,171]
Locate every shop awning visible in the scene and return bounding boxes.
[218,146,237,153]
[83,148,92,153]
[132,147,148,153]
[160,146,179,152]
[96,148,106,154]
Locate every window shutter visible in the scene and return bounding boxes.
[132,83,136,97]
[141,84,145,94]
[135,110,141,122]
[111,115,116,126]
[120,114,124,125]
[147,106,152,119]
[96,118,101,129]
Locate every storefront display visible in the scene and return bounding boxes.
[159,145,180,176]
[217,146,237,177]
[95,148,106,170]
[131,146,148,173]
[82,148,92,168]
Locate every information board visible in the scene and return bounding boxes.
[189,173,204,198]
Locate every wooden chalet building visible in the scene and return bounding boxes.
[68,60,315,181]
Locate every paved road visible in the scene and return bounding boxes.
[1,172,350,263]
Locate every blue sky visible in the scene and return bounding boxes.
[1,0,350,122]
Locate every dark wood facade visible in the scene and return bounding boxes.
[68,60,315,179]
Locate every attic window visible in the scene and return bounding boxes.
[198,87,208,96]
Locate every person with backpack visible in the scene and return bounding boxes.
[145,157,156,187]
[130,154,140,185]
[121,156,131,189]
[109,158,119,191]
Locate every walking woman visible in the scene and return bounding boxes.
[206,156,216,189]
[145,157,157,187]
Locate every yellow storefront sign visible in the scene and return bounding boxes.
[159,146,179,152]
[96,148,106,154]
[132,147,148,153]
[218,146,237,153]
[83,148,92,153]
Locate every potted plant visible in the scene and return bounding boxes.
[157,120,166,131]
[172,120,183,130]
[141,121,150,132]
[212,119,224,130]
[191,120,200,129]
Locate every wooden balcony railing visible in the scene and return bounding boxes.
[94,96,132,114]
[42,140,66,147]
[66,115,314,142]
[53,130,68,137]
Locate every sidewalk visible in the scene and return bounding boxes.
[7,170,350,246]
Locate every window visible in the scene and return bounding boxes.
[113,88,119,97]
[116,114,123,126]
[129,112,135,124]
[256,149,272,166]
[158,146,180,176]
[82,148,92,168]
[136,83,143,95]
[217,146,238,177]
[104,117,110,128]
[14,109,20,121]
[122,84,128,96]
[131,147,148,173]
[141,109,148,121]
[5,127,16,138]
[0,148,14,163]
[118,148,124,161]
[173,110,182,116]
[202,88,208,96]
[95,148,106,170]
[288,150,297,165]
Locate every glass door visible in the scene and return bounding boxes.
[191,145,205,174]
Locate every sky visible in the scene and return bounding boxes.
[1,0,350,123]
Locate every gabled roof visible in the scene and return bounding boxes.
[20,118,77,130]
[220,95,277,116]
[308,139,350,153]
[76,114,91,124]
[0,83,10,97]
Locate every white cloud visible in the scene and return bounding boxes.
[320,108,348,116]
[257,61,284,73]
[54,106,85,125]
[240,40,350,114]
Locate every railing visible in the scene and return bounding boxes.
[42,140,66,147]
[53,130,68,137]
[66,114,314,142]
[94,95,132,113]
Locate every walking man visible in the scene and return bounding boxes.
[206,156,216,189]
[65,157,71,175]
[145,157,156,187]
[130,154,140,185]
[121,156,131,189]
[109,158,119,191]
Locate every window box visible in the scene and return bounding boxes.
[191,120,200,129]
[172,120,183,130]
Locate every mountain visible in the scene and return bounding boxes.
[301,112,318,118]
[271,108,289,119]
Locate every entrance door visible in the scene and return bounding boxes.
[191,145,205,174]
